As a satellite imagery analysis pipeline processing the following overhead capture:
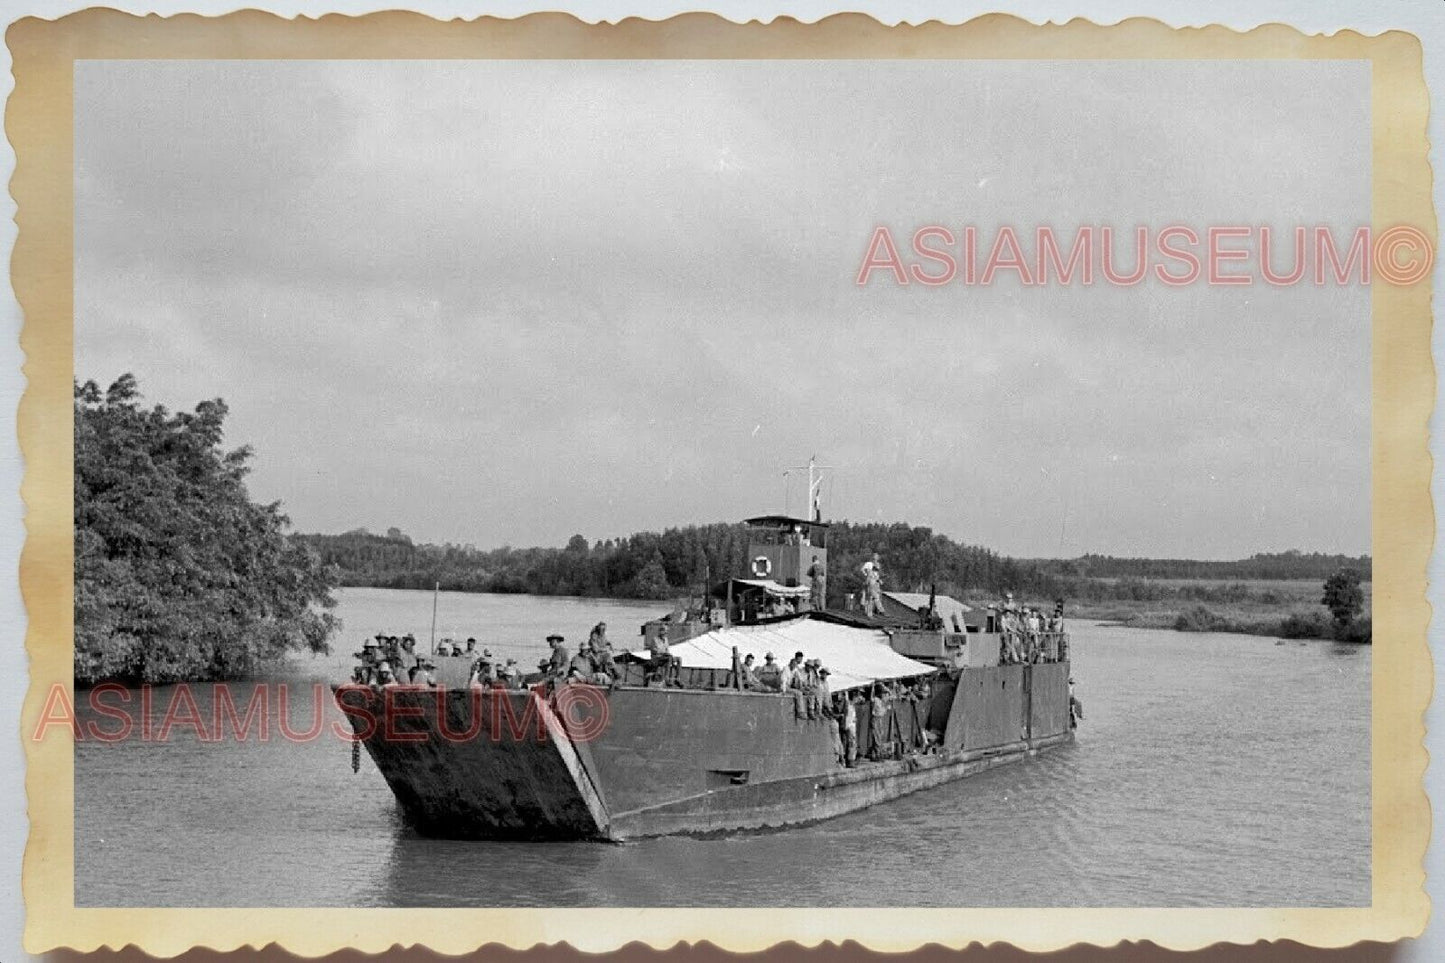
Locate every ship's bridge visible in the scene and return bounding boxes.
[743,514,828,589]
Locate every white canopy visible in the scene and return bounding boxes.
[631,616,934,692]
[884,591,973,615]
[726,578,811,598]
[883,591,975,630]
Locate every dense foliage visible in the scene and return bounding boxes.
[298,522,1372,612]
[75,375,339,685]
[298,521,1054,603]
[1321,569,1366,627]
[1169,571,1371,644]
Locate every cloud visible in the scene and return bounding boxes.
[75,59,1370,557]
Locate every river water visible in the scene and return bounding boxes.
[74,587,1370,907]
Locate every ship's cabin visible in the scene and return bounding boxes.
[743,514,828,589]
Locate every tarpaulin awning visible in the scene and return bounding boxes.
[883,591,973,614]
[629,616,935,692]
[882,591,976,630]
[712,578,811,598]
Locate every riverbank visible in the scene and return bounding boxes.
[964,577,1372,643]
[1063,599,1371,643]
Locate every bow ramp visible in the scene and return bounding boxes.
[336,684,613,840]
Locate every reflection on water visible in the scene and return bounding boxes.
[75,588,1370,907]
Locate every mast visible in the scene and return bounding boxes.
[787,456,831,522]
[430,581,439,655]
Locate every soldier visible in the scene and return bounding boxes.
[860,553,884,617]
[646,625,681,687]
[589,637,615,685]
[1069,677,1084,729]
[787,656,812,719]
[839,691,859,767]
[739,653,758,690]
[468,650,498,687]
[756,652,783,692]
[782,652,805,693]
[868,685,889,760]
[815,667,832,724]
[804,659,824,719]
[412,657,438,686]
[805,555,826,612]
[376,662,399,688]
[998,607,1019,664]
[570,640,596,681]
[463,638,478,656]
[546,634,570,681]
[396,635,420,678]
[352,638,381,684]
[500,658,522,688]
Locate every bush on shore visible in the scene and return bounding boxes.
[1335,616,1372,644]
[75,375,341,685]
[1277,611,1333,639]
[1169,604,1368,643]
[1172,604,1230,632]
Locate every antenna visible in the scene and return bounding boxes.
[786,456,832,521]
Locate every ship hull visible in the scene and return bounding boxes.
[610,730,1073,839]
[335,661,1074,841]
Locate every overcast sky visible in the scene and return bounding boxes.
[75,59,1370,559]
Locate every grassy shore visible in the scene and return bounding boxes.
[968,579,1372,643]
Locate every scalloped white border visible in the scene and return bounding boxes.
[2,3,1441,960]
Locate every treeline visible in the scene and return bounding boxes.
[1042,575,1365,606]
[1028,550,1371,582]
[296,522,1057,604]
[297,523,1369,609]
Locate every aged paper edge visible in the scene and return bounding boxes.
[9,8,1433,956]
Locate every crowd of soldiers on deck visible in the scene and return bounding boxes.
[728,647,935,768]
[996,594,1068,664]
[350,623,631,691]
[351,634,428,686]
[349,615,1075,762]
[350,632,526,688]
[541,622,621,686]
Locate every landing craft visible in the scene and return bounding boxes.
[335,507,1079,840]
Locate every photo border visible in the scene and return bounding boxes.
[9,9,1432,954]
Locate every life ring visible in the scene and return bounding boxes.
[751,555,772,578]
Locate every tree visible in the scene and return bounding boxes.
[629,552,672,599]
[1321,569,1365,628]
[75,375,340,684]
